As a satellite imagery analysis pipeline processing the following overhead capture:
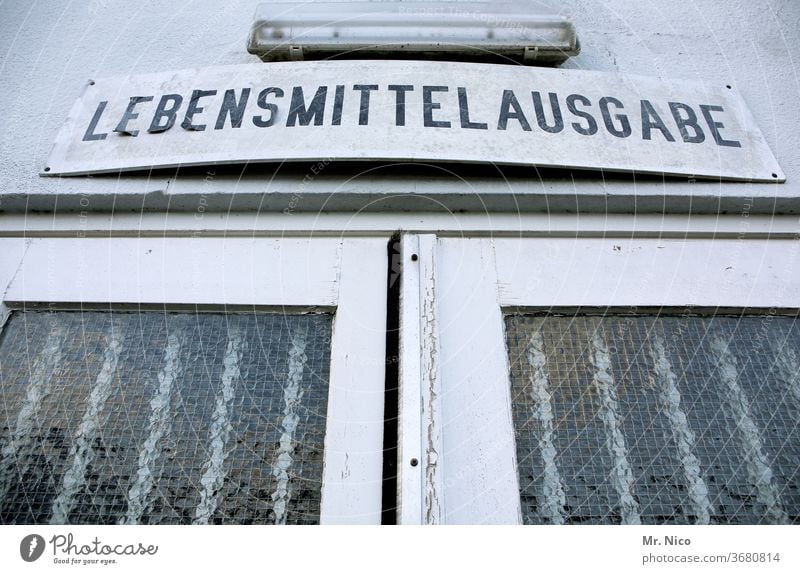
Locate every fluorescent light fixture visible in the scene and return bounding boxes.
[248,2,579,65]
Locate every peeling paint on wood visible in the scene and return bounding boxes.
[419,235,444,525]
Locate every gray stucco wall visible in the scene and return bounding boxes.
[1,0,798,214]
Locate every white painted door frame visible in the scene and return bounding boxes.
[0,235,390,524]
[398,234,800,524]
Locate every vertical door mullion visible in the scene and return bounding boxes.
[398,234,425,524]
[318,238,390,524]
[398,234,445,524]
[436,238,522,524]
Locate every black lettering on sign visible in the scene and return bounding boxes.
[423,86,451,128]
[287,86,328,127]
[566,94,598,136]
[458,87,488,130]
[388,85,414,126]
[253,87,284,128]
[640,100,676,142]
[669,102,705,143]
[599,96,631,138]
[353,85,379,126]
[114,96,153,137]
[700,105,741,148]
[181,89,217,131]
[497,90,532,131]
[215,88,251,130]
[531,92,564,133]
[332,85,345,126]
[148,94,183,133]
[82,101,109,141]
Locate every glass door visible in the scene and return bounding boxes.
[398,234,800,524]
[0,236,389,525]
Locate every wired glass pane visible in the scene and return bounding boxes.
[0,310,332,525]
[505,314,800,525]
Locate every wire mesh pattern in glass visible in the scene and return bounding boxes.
[505,314,800,525]
[0,310,332,525]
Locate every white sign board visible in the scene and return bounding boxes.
[43,61,784,182]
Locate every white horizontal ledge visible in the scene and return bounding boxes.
[1,213,798,239]
[4,237,341,306]
[2,174,798,215]
[494,237,800,309]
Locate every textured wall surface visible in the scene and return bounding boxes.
[0,0,798,212]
